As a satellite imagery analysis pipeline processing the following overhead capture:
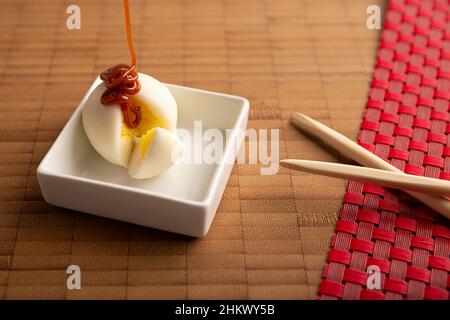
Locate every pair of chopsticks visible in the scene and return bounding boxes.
[280,112,450,220]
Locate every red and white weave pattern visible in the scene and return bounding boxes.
[319,0,450,300]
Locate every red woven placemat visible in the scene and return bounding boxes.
[318,0,450,300]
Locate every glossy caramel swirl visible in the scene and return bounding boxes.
[100,64,141,128]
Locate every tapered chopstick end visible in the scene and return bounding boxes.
[279,159,298,170]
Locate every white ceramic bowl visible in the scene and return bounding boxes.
[37,78,249,237]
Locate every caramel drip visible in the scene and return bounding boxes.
[123,0,137,67]
[100,64,141,128]
[99,0,141,129]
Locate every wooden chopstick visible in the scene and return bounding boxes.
[289,112,450,220]
[280,159,450,197]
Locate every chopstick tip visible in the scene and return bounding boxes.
[279,159,296,169]
[290,112,315,128]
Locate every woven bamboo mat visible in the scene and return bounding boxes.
[0,0,382,299]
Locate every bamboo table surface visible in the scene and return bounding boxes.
[0,0,382,299]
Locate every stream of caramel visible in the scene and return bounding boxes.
[99,0,142,129]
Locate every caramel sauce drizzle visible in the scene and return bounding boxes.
[100,0,141,129]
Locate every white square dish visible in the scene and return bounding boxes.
[37,78,249,237]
